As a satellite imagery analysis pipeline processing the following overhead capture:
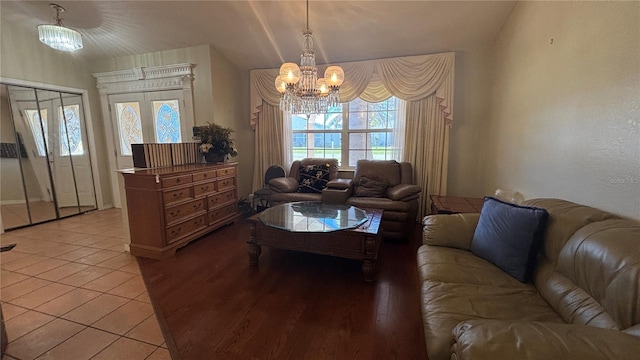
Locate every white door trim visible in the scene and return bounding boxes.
[93,63,195,208]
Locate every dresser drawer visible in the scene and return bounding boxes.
[166,215,207,244]
[217,177,235,191]
[163,186,193,205]
[165,198,206,224]
[207,190,235,209]
[192,170,217,182]
[161,174,192,188]
[217,167,235,177]
[193,180,217,197]
[208,203,236,225]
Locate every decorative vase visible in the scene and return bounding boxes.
[203,152,226,163]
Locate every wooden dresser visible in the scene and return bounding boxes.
[120,163,240,259]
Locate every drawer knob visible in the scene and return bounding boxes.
[176,178,181,183]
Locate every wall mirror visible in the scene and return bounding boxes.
[0,83,98,230]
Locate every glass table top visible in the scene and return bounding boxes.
[258,201,369,233]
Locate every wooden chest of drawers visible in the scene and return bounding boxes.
[121,163,240,259]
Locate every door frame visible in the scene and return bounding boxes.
[93,63,195,208]
[0,77,105,211]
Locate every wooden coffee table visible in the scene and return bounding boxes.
[247,202,383,282]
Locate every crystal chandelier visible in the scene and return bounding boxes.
[275,0,344,115]
[37,3,83,52]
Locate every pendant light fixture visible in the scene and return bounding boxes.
[37,3,83,52]
[275,0,344,115]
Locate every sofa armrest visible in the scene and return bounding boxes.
[268,177,299,193]
[387,184,421,201]
[452,320,640,360]
[422,213,479,250]
[326,178,352,190]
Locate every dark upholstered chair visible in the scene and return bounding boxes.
[268,158,339,205]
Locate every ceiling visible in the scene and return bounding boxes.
[1,1,517,71]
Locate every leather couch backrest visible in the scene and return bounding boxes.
[556,218,640,330]
[289,158,339,181]
[353,160,414,186]
[523,198,617,264]
[524,199,639,332]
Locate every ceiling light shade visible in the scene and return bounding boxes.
[37,4,83,52]
[275,75,287,94]
[276,0,344,115]
[325,66,345,87]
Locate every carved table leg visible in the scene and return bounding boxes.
[362,259,376,283]
[248,244,261,266]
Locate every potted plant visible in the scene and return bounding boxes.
[192,122,238,163]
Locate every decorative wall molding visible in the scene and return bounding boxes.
[93,63,194,94]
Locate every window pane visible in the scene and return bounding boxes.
[115,102,143,156]
[153,100,182,143]
[292,134,307,161]
[368,111,388,129]
[25,109,48,156]
[348,111,367,130]
[292,114,308,130]
[60,105,84,156]
[349,133,366,150]
[349,150,365,167]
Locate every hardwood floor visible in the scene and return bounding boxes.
[138,219,427,360]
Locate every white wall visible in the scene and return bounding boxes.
[480,1,640,219]
[447,48,494,197]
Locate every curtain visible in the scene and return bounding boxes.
[251,100,285,192]
[250,52,455,218]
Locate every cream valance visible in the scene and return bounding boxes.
[250,52,455,127]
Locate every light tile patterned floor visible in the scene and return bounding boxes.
[0,208,171,360]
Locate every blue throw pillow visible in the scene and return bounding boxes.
[298,164,330,193]
[470,197,549,283]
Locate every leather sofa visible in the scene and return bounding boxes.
[269,158,339,205]
[418,198,640,360]
[269,159,421,240]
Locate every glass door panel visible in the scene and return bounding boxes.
[61,94,97,211]
[153,99,182,143]
[7,85,57,225]
[115,102,143,156]
[0,85,29,229]
[37,89,80,217]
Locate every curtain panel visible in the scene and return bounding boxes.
[250,52,455,218]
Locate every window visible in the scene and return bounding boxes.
[292,96,401,167]
[59,105,84,156]
[115,102,143,156]
[153,100,182,143]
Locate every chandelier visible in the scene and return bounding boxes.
[37,3,83,52]
[275,0,344,115]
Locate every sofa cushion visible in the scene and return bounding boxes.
[298,164,330,193]
[471,197,549,283]
[353,160,401,186]
[354,176,388,197]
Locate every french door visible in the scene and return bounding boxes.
[108,90,186,169]
[3,85,98,228]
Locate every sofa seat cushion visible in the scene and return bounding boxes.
[452,320,640,360]
[421,279,563,360]
[417,245,531,288]
[418,245,563,360]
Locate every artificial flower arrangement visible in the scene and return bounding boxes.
[192,122,238,161]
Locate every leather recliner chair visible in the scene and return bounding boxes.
[345,160,421,240]
[268,158,340,205]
